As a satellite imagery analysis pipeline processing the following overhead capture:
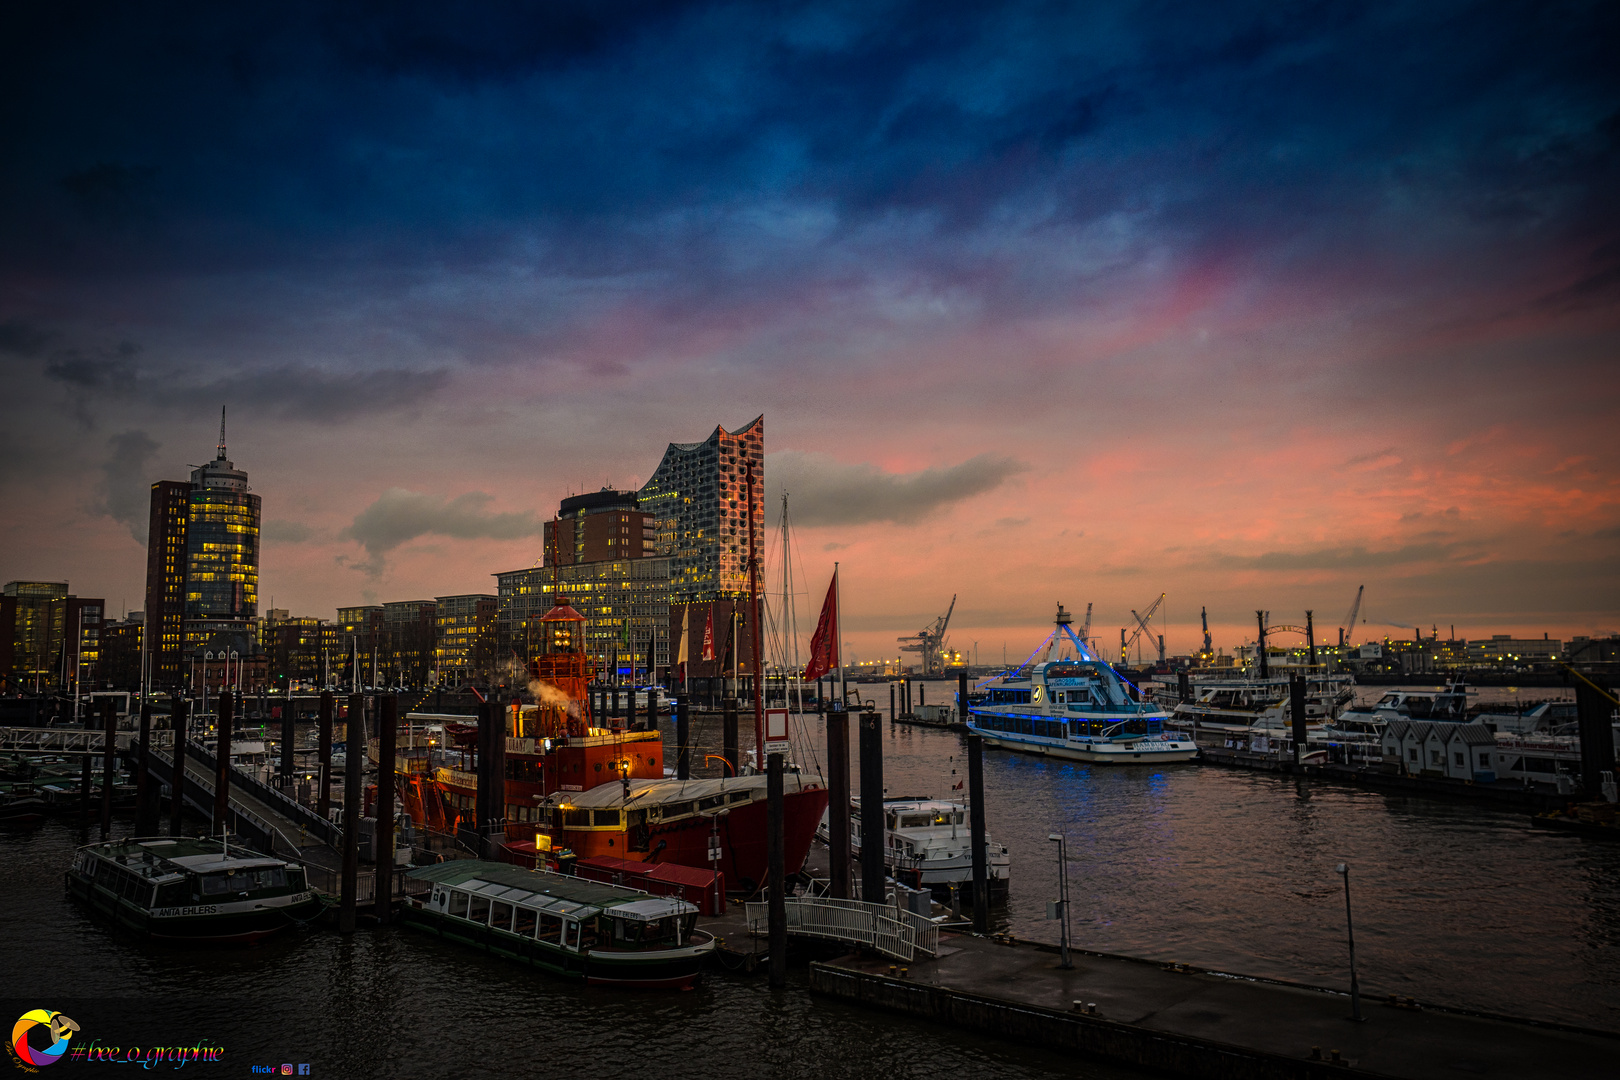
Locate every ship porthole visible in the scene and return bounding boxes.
[607,839,614,847]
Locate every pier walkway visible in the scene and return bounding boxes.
[811,932,1617,1080]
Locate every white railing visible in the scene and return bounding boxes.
[0,728,174,752]
[744,896,938,962]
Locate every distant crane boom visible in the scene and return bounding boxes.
[897,594,957,676]
[1122,592,1167,665]
[1200,606,1212,655]
[1340,585,1365,647]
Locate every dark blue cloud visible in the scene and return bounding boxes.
[0,0,1615,312]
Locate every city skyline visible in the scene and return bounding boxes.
[1,3,1616,659]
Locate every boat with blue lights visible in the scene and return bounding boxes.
[965,605,1199,764]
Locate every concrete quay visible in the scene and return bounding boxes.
[809,932,1617,1079]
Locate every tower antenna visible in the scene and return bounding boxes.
[217,406,227,459]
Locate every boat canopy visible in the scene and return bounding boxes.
[408,860,696,918]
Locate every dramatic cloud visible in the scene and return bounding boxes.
[92,430,161,542]
[769,451,1027,527]
[343,488,545,576]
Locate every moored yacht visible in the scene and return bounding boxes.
[821,796,1010,900]
[966,606,1198,764]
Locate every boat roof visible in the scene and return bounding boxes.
[543,772,824,809]
[77,837,297,877]
[408,860,694,919]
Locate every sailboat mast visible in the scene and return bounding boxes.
[784,492,804,717]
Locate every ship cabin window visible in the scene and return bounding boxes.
[561,809,592,828]
[988,689,1032,705]
[616,915,680,946]
[491,901,514,931]
[154,881,187,907]
[514,906,537,937]
[592,810,622,827]
[469,894,491,923]
[538,912,562,942]
[448,890,470,917]
[198,872,237,896]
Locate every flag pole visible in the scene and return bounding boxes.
[835,562,845,711]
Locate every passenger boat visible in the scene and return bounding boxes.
[402,860,713,989]
[820,796,1011,900]
[966,606,1197,764]
[1326,683,1471,739]
[1171,673,1355,734]
[65,837,320,942]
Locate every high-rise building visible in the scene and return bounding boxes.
[183,429,260,651]
[142,412,262,690]
[638,416,763,602]
[145,479,190,687]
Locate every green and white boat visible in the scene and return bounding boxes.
[403,861,714,990]
[66,837,321,943]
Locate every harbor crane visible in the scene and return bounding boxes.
[898,594,956,676]
[1120,593,1166,665]
[1199,606,1212,658]
[1339,586,1365,647]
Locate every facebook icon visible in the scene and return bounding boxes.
[297,1068,311,1076]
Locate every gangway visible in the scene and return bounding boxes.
[744,896,939,962]
[0,727,172,753]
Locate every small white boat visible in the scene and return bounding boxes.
[821,796,1011,900]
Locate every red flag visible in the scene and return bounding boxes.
[803,572,839,682]
[701,609,716,662]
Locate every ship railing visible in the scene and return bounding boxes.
[743,896,936,963]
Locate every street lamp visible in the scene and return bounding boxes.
[1047,832,1072,969]
[1335,863,1364,1021]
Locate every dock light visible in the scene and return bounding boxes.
[1335,864,1363,1022]
[1047,833,1072,969]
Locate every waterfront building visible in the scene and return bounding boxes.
[257,610,339,690]
[382,600,437,686]
[496,558,671,681]
[336,605,383,685]
[637,416,763,604]
[434,594,497,685]
[97,613,144,690]
[0,582,103,695]
[543,489,655,566]
[1466,635,1562,665]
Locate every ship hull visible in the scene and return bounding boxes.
[400,903,712,990]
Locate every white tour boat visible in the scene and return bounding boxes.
[965,606,1198,764]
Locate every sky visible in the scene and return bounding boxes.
[2,1,1618,662]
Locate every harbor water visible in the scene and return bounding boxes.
[7,681,1617,1076]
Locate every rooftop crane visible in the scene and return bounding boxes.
[1121,592,1166,665]
[1081,602,1093,655]
[898,594,956,676]
[1339,585,1365,648]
